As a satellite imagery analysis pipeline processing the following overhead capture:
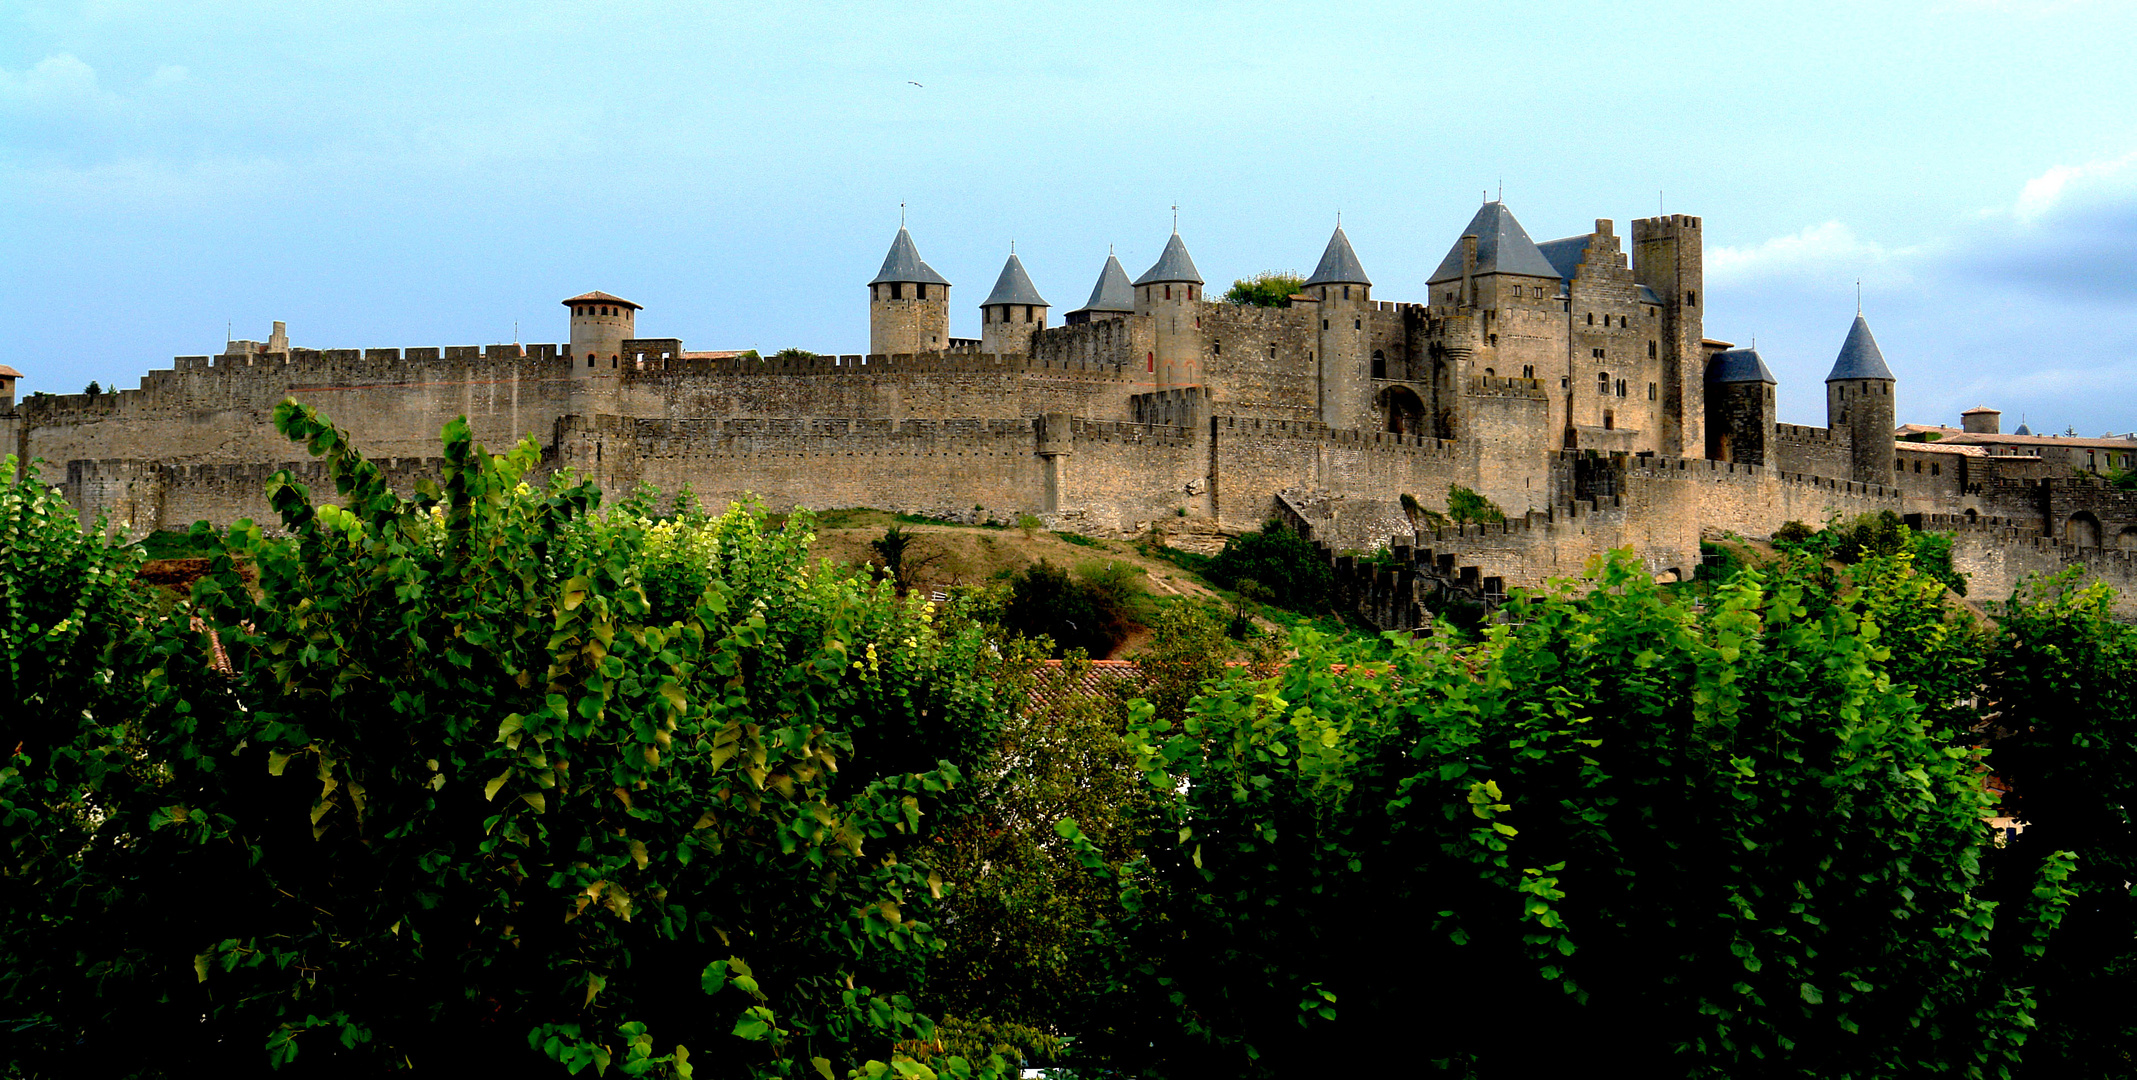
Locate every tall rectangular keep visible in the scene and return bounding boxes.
[1633,215,1705,459]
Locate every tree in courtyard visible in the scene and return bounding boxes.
[1221,272,1306,308]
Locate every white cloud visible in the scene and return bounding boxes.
[1706,221,1922,287]
[2011,148,2137,225]
[0,53,120,115]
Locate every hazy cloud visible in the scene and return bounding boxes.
[1707,221,1923,288]
[0,54,120,116]
[1967,149,2137,300]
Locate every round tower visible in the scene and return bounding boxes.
[563,291,640,379]
[1824,314,1896,486]
[1132,230,1204,388]
[1304,223,1372,429]
[868,227,951,356]
[979,251,1049,355]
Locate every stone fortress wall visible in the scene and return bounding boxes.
[7,199,2133,612]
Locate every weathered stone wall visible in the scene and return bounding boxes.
[1206,417,1463,532]
[1462,376,1554,516]
[1772,422,1853,481]
[1198,303,1321,421]
[608,352,1141,423]
[21,347,573,472]
[1927,514,2137,619]
[58,455,449,536]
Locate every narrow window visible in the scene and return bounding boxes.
[1322,319,1329,330]
[1686,291,1697,306]
[1268,343,1277,358]
[1620,316,1628,328]
[1343,286,1350,299]
[1592,347,1605,359]
[918,284,928,301]
[1354,318,1361,329]
[1213,342,1222,355]
[1165,285,1172,300]
[1648,382,1656,400]
[1932,463,1941,476]
[1603,409,1615,430]
[1147,352,1155,372]
[1587,313,1595,325]
[588,356,595,368]
[1896,458,1905,472]
[1522,365,1534,379]
[1371,350,1384,377]
[892,282,904,300]
[1488,333,1498,345]
[1648,340,1657,358]
[1597,371,1610,395]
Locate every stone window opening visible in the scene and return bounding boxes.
[1616,379,1627,397]
[1587,312,1595,325]
[1146,352,1154,372]
[1371,350,1385,377]
[1648,382,1657,400]
[1213,342,1222,355]
[1597,371,1610,395]
[587,356,595,368]
[891,283,904,300]
[1354,318,1361,329]
[1164,285,1172,300]
[1896,458,1905,471]
[1686,291,1697,306]
[1342,285,1351,300]
[1932,463,1941,476]
[1604,409,1615,430]
[1620,316,1628,328]
[1323,319,1329,330]
[1485,367,1495,377]
[1522,365,1534,379]
[1488,334,1498,345]
[1914,461,1922,473]
[1649,340,1657,358]
[1592,347,1605,359]
[1024,305,1033,323]
[1267,343,1277,358]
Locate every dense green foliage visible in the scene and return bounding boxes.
[1775,511,1966,596]
[1979,572,2137,1077]
[1086,548,2073,1077]
[1220,272,1306,308]
[1445,484,1504,525]
[0,408,1017,1080]
[998,558,1140,659]
[1204,521,1335,612]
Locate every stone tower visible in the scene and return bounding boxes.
[1703,346,1777,464]
[1632,215,1705,458]
[979,252,1049,354]
[1065,254,1134,325]
[563,291,640,390]
[1961,405,2001,434]
[1304,224,1372,429]
[1825,314,1897,486]
[1133,231,1204,388]
[868,227,951,355]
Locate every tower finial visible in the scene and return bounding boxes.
[1497,177,1502,202]
[900,202,906,227]
[1171,202,1178,233]
[1010,238,1015,254]
[1856,279,1862,315]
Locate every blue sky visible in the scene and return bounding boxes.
[5,0,2135,434]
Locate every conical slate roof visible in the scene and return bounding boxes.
[1303,225,1371,287]
[1070,254,1135,315]
[1133,232,1203,286]
[1825,315,1894,381]
[1427,202,1562,284]
[1707,347,1777,385]
[981,253,1048,307]
[869,227,951,287]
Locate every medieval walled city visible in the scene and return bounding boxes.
[5,200,2135,620]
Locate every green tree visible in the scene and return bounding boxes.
[771,348,819,360]
[1221,272,1306,308]
[1000,559,1135,659]
[1204,522,1335,612]
[1099,549,2065,1077]
[0,404,1017,1080]
[1979,571,2137,1078]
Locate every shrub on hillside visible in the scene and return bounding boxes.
[1001,559,1140,658]
[1204,522,1335,611]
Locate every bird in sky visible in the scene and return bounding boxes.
[908,80,923,87]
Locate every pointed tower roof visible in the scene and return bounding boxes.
[869,227,951,287]
[1070,254,1135,315]
[1134,232,1203,286]
[1427,202,1562,284]
[1706,347,1777,385]
[981,253,1048,307]
[1303,225,1371,287]
[1825,315,1895,381]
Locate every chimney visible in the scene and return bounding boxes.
[1460,234,1478,308]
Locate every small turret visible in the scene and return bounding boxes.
[979,251,1049,355]
[868,227,952,355]
[1825,314,1897,485]
[563,291,641,374]
[1133,231,1204,387]
[1704,346,1776,464]
[1304,224,1372,428]
[1961,405,2001,435]
[1065,254,1134,325]
[0,364,19,412]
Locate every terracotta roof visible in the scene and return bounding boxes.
[561,291,642,310]
[1936,432,2137,451]
[0,365,22,379]
[1896,440,1988,457]
[682,350,747,360]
